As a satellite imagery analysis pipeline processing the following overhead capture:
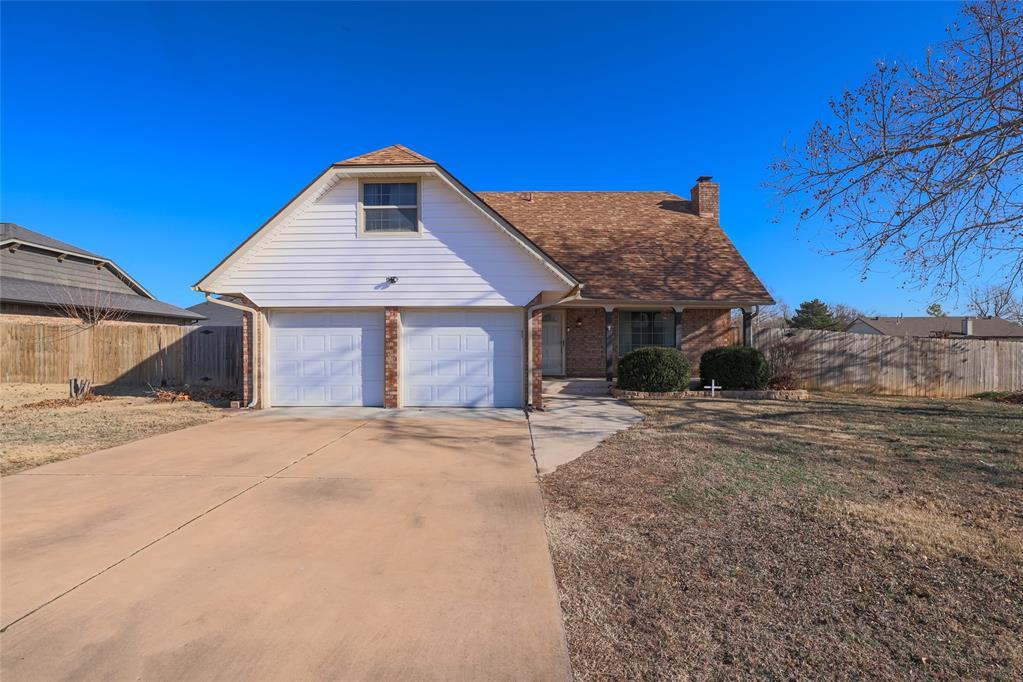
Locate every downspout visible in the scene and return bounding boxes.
[203,293,260,408]
[526,285,583,409]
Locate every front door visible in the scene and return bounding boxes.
[541,312,564,375]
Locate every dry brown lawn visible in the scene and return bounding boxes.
[542,394,1023,680]
[1,383,226,475]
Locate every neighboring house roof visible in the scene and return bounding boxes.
[479,191,772,303]
[1,221,154,298]
[1,222,103,259]
[851,316,1023,338]
[0,222,203,321]
[187,298,244,326]
[337,144,435,166]
[0,277,202,320]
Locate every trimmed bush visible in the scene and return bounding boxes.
[699,346,770,390]
[617,346,691,392]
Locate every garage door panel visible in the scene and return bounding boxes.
[403,310,523,408]
[275,335,299,352]
[271,311,384,407]
[464,359,489,378]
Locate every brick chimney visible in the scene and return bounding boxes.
[691,176,719,220]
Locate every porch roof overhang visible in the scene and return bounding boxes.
[557,297,772,310]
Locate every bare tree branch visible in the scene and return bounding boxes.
[967,283,1023,323]
[769,1,1023,296]
[44,287,132,342]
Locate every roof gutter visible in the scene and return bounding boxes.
[204,293,260,409]
[526,285,583,410]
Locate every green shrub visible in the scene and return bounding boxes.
[699,346,770,390]
[617,347,691,392]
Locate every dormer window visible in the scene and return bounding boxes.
[361,180,420,234]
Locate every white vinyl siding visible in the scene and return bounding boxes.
[270,310,384,406]
[403,310,523,408]
[209,176,566,307]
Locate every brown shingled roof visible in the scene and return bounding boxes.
[337,144,435,166]
[478,191,772,303]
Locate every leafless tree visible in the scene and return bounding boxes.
[769,1,1023,295]
[46,287,132,330]
[967,284,1023,322]
[756,299,792,331]
[831,303,865,328]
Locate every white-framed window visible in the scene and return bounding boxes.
[360,180,420,234]
[618,311,675,355]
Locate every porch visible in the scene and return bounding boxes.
[538,305,756,380]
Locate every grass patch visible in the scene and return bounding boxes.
[542,393,1023,679]
[1,383,226,475]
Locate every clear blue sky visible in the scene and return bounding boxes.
[2,1,963,312]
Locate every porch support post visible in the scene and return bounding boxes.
[742,307,754,347]
[604,306,615,382]
[673,307,684,352]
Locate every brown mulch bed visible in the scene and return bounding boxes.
[148,385,240,404]
[19,394,110,410]
[541,394,1023,680]
[974,391,1023,405]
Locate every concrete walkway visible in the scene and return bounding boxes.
[1,412,571,681]
[529,379,644,475]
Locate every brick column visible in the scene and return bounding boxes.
[236,294,262,407]
[384,307,400,408]
[241,309,253,405]
[530,306,543,410]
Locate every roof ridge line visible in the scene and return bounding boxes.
[478,190,679,194]
[390,144,432,163]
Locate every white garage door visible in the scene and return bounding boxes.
[270,311,384,407]
[403,310,523,408]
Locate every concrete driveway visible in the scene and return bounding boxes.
[1,411,571,680]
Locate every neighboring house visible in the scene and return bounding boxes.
[188,297,244,327]
[1,223,202,325]
[194,145,771,409]
[848,315,1023,341]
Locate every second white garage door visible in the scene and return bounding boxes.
[403,310,523,408]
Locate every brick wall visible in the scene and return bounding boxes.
[681,308,732,370]
[563,308,605,377]
[559,306,733,378]
[384,307,400,408]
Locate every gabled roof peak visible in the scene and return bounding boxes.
[336,144,435,166]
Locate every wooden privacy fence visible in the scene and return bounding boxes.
[757,328,1023,397]
[0,322,242,388]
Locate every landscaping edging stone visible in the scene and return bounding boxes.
[610,387,809,401]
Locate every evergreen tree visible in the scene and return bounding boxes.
[926,303,947,317]
[788,299,842,330]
